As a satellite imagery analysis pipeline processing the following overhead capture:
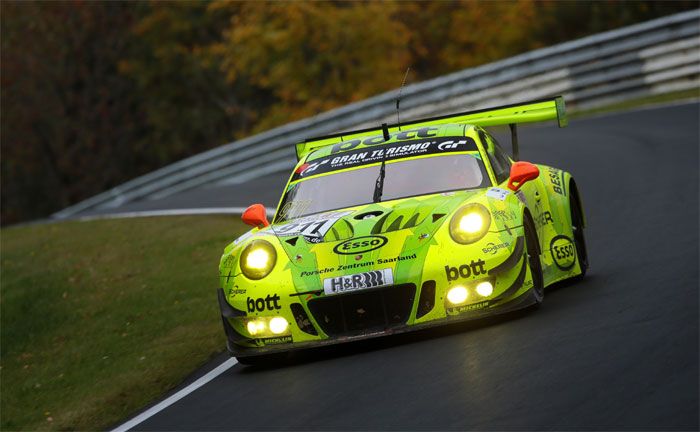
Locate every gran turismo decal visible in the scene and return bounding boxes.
[482,242,509,255]
[550,235,576,270]
[247,294,282,312]
[323,269,394,295]
[445,259,487,281]
[294,136,478,180]
[333,235,388,255]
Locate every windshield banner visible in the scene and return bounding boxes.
[293,136,477,181]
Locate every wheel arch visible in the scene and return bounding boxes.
[568,177,586,228]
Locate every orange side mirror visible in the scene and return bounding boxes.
[242,204,270,228]
[507,161,540,192]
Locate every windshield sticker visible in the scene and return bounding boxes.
[294,136,478,181]
[486,187,510,201]
[273,211,351,238]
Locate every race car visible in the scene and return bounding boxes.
[217,97,588,364]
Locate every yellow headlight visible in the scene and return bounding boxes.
[269,317,289,335]
[240,240,277,280]
[475,281,494,297]
[447,286,469,305]
[449,203,491,244]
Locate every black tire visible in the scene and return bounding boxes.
[570,187,589,279]
[523,213,545,306]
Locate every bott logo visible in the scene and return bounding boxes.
[247,294,282,312]
[333,235,388,255]
[445,259,487,281]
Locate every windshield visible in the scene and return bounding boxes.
[277,154,488,221]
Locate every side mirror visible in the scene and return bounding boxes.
[507,161,540,192]
[242,204,270,228]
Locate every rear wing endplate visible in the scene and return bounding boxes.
[296,96,567,161]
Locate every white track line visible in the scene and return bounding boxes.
[111,358,238,432]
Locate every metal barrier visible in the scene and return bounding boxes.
[53,9,700,219]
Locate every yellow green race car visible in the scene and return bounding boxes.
[217,97,588,364]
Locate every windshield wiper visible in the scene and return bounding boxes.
[373,158,386,203]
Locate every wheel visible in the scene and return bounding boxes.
[523,213,544,306]
[570,187,588,278]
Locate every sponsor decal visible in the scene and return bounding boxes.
[274,211,350,238]
[550,235,576,270]
[256,335,293,345]
[448,300,490,314]
[377,253,417,264]
[493,210,515,221]
[534,211,553,228]
[486,187,510,201]
[333,235,388,255]
[228,286,246,297]
[299,254,414,277]
[247,294,282,312]
[300,268,336,277]
[445,259,487,281]
[294,136,479,180]
[329,127,439,154]
[482,242,509,255]
[547,167,565,195]
[323,269,394,295]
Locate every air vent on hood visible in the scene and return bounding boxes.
[354,210,384,220]
[432,213,446,223]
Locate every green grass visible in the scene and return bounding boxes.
[0,216,248,431]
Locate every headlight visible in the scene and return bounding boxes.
[475,281,494,297]
[449,203,491,244]
[447,286,469,305]
[240,239,277,280]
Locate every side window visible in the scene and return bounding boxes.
[479,130,510,184]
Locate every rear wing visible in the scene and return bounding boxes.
[296,96,567,161]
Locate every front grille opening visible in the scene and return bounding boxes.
[416,280,436,319]
[307,284,416,337]
[291,303,318,335]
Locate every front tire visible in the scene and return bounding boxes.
[570,186,588,279]
[524,213,544,306]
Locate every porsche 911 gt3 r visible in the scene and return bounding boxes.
[217,97,588,364]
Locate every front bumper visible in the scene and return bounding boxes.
[219,235,534,359]
[222,289,535,358]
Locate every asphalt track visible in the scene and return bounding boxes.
[117,103,698,430]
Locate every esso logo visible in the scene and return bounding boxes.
[333,236,388,255]
[550,235,576,270]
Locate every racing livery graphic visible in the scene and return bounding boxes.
[217,97,588,364]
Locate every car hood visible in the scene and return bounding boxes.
[262,190,483,293]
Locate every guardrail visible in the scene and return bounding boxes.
[53,9,700,219]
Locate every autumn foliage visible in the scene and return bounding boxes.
[1,1,695,224]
